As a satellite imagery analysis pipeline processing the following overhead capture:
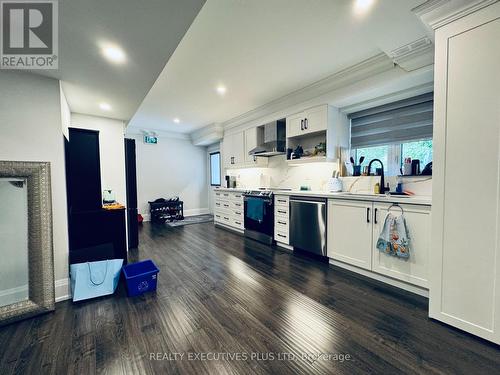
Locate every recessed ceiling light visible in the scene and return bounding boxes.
[173,118,180,123]
[216,85,227,95]
[99,102,111,111]
[354,0,375,14]
[101,44,126,64]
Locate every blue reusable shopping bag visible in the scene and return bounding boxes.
[70,259,123,302]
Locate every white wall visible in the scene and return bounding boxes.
[0,71,69,300]
[70,113,127,207]
[128,133,208,219]
[0,179,29,306]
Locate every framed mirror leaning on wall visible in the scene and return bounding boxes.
[0,161,55,326]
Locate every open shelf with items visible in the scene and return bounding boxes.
[285,104,349,165]
[286,131,327,163]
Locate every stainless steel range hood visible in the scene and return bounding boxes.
[248,119,286,157]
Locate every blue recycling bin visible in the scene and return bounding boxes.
[122,259,160,297]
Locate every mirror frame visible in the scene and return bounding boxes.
[0,161,55,326]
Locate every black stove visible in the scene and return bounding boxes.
[242,190,274,198]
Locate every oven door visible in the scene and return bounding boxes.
[244,196,274,240]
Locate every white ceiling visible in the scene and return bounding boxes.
[128,0,429,134]
[34,0,206,120]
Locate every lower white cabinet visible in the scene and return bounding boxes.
[327,199,431,288]
[327,200,373,270]
[214,190,244,231]
[371,203,431,288]
[274,195,289,244]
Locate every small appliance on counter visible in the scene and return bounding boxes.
[327,170,343,192]
[103,189,116,204]
[421,161,432,175]
[225,175,236,188]
[411,159,421,175]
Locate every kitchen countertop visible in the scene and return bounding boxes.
[214,187,432,206]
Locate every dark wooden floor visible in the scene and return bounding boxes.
[1,222,499,374]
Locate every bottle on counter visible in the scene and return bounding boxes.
[396,177,403,193]
[374,182,380,194]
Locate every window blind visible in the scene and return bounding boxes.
[349,92,433,148]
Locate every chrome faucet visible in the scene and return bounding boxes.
[367,159,387,194]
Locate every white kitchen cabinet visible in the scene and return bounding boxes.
[327,200,373,270]
[286,112,305,138]
[304,105,328,135]
[286,105,328,138]
[244,127,268,167]
[372,203,431,288]
[223,131,245,168]
[430,2,500,344]
[274,195,289,244]
[214,190,244,232]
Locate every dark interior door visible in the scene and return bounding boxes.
[67,128,102,212]
[125,138,139,248]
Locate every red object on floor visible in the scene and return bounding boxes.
[137,214,144,224]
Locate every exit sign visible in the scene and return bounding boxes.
[144,135,158,144]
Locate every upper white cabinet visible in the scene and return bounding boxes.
[244,127,268,167]
[286,105,349,162]
[429,2,500,344]
[222,131,244,167]
[222,128,268,169]
[327,200,373,270]
[287,104,328,138]
[372,203,431,288]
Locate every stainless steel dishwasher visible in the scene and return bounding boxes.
[289,196,327,256]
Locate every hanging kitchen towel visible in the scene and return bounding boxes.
[70,259,123,302]
[376,213,411,258]
[246,198,265,223]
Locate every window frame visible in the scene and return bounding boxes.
[209,151,221,187]
[352,138,432,176]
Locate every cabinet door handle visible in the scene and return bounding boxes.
[278,210,287,214]
[374,208,378,224]
[366,207,370,223]
[300,119,304,130]
[278,221,287,225]
[277,199,287,203]
[304,118,308,129]
[277,234,286,238]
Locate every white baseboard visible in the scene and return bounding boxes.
[0,284,29,306]
[55,278,71,302]
[185,208,210,217]
[142,208,210,222]
[329,259,429,298]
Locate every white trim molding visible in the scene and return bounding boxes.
[221,53,395,131]
[389,37,434,72]
[340,82,434,114]
[55,278,71,302]
[191,123,223,146]
[330,259,429,298]
[413,0,498,31]
[0,285,29,307]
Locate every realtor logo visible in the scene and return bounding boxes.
[1,0,58,69]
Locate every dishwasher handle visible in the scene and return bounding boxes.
[290,196,327,204]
